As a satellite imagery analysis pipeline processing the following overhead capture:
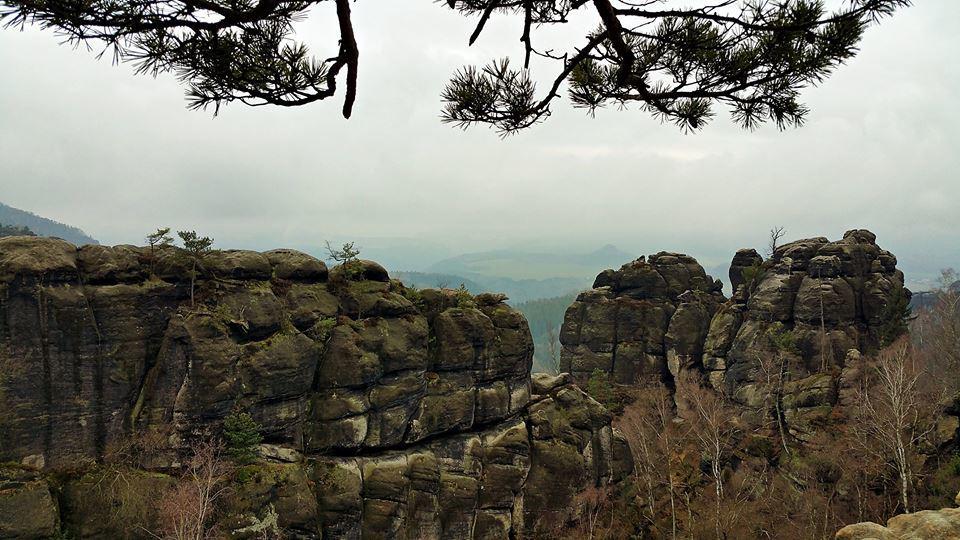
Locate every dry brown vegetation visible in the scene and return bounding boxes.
[563,273,960,539]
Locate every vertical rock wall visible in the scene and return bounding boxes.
[0,236,631,539]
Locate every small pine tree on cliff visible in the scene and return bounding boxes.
[223,411,262,465]
[145,227,173,276]
[326,241,361,281]
[178,230,214,307]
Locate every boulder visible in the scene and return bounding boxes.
[264,248,328,281]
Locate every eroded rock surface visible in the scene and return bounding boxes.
[0,236,630,538]
[559,252,726,384]
[836,493,960,539]
[704,229,910,440]
[559,230,910,442]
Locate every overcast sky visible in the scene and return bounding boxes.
[0,1,957,283]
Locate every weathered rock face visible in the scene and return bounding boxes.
[836,492,960,540]
[0,466,59,539]
[0,237,630,538]
[559,252,726,384]
[704,230,910,433]
[559,231,910,442]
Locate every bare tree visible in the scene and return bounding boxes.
[617,384,690,539]
[571,485,613,540]
[545,325,562,375]
[767,226,786,258]
[851,339,942,513]
[916,269,960,379]
[155,440,233,540]
[677,374,739,540]
[756,323,797,457]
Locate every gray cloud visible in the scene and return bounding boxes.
[0,1,957,285]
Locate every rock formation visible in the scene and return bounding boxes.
[560,230,911,441]
[559,252,726,385]
[836,492,960,540]
[0,236,631,539]
[704,229,910,440]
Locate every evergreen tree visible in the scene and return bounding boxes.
[177,230,214,307]
[223,411,263,465]
[0,223,35,237]
[2,0,907,131]
[586,368,617,411]
[146,227,173,277]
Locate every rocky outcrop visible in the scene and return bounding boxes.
[0,466,59,539]
[704,230,910,435]
[559,230,910,441]
[0,236,630,538]
[559,252,726,385]
[836,493,960,539]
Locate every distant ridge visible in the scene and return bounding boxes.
[426,244,634,280]
[0,202,98,246]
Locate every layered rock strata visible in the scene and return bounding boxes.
[703,229,910,439]
[0,236,631,539]
[559,252,726,385]
[560,230,911,441]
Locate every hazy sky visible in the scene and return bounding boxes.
[0,1,957,281]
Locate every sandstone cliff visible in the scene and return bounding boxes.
[0,236,631,539]
[559,252,726,385]
[560,230,911,440]
[705,229,910,440]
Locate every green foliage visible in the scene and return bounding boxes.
[586,368,617,411]
[146,227,172,249]
[178,230,214,260]
[314,317,337,343]
[326,241,362,280]
[444,1,908,134]
[0,223,35,237]
[223,411,262,465]
[3,0,905,132]
[145,227,173,276]
[0,201,96,245]
[878,286,911,346]
[740,262,766,293]
[453,283,476,309]
[949,454,960,477]
[765,322,798,354]
[395,280,423,306]
[177,230,214,306]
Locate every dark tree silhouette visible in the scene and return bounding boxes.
[1,0,907,132]
[443,0,909,133]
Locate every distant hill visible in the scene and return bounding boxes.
[393,270,587,305]
[427,244,634,280]
[410,244,630,303]
[0,202,98,245]
[391,272,485,293]
[0,224,36,237]
[514,293,578,373]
